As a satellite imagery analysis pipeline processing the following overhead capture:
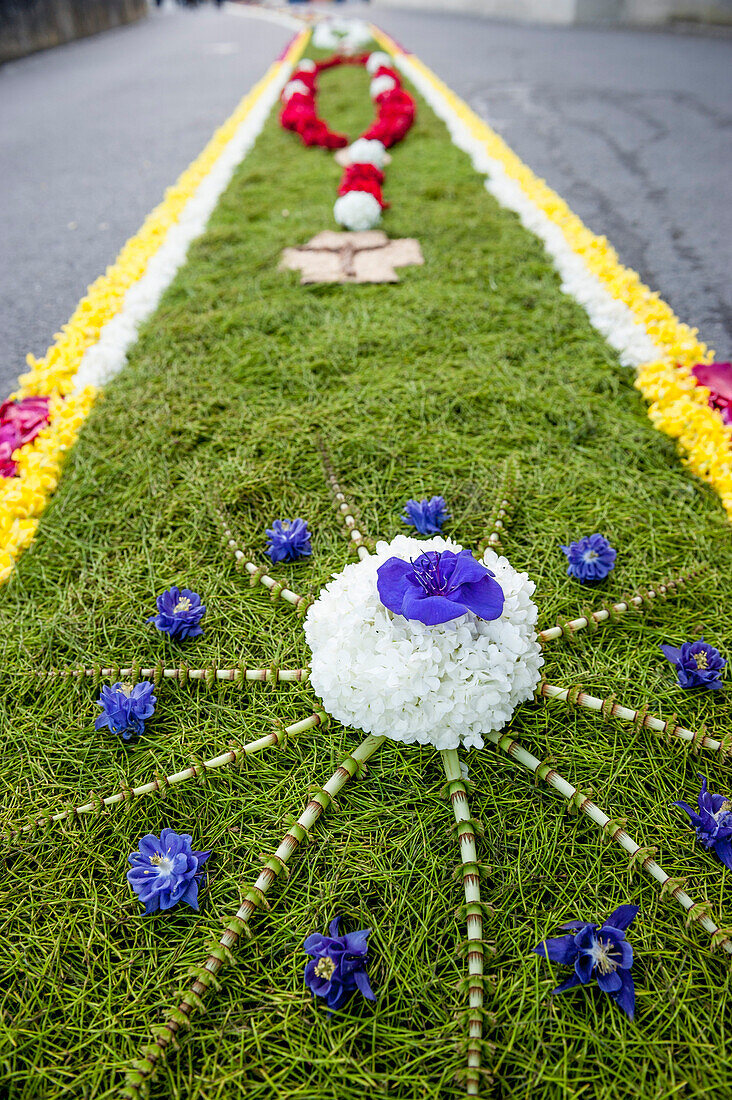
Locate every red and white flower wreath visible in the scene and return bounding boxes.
[280,51,416,232]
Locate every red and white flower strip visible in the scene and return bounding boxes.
[280,50,416,231]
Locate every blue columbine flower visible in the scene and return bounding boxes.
[265,518,312,563]
[533,904,638,1019]
[127,829,210,914]
[560,533,616,583]
[147,586,206,640]
[401,496,450,535]
[95,681,157,741]
[377,548,504,626]
[660,638,725,690]
[673,774,732,869]
[304,915,376,1012]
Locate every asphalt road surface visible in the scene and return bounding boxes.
[1,4,730,399]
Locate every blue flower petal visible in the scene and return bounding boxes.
[612,969,635,1020]
[533,935,578,965]
[604,905,639,932]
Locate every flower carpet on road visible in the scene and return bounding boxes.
[0,20,730,1100]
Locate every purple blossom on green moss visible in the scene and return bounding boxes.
[673,774,732,869]
[377,548,504,626]
[533,904,638,1019]
[660,638,725,691]
[127,829,210,914]
[265,518,312,563]
[147,586,206,640]
[401,496,450,535]
[560,533,616,583]
[304,916,375,1012]
[95,681,157,741]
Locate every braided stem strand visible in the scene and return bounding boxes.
[486,727,732,956]
[538,569,704,644]
[317,439,371,560]
[539,681,725,755]
[4,713,325,841]
[479,458,518,555]
[121,733,385,1099]
[215,506,312,612]
[38,664,309,685]
[441,748,485,1097]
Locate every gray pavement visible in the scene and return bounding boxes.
[373,6,732,359]
[0,3,291,394]
[1,5,730,400]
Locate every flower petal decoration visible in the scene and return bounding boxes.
[95,681,157,741]
[303,915,375,1012]
[560,533,616,583]
[660,637,725,690]
[147,586,206,640]
[265,517,313,563]
[673,774,732,869]
[305,537,543,751]
[534,905,639,1019]
[377,547,504,626]
[127,828,210,915]
[692,361,732,426]
[401,495,450,535]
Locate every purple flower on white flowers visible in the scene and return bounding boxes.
[660,638,725,691]
[127,829,210,914]
[377,548,504,626]
[265,518,312,563]
[401,496,450,535]
[304,916,375,1012]
[95,681,157,741]
[533,904,639,1019]
[673,774,732,869]
[147,586,206,640]
[560,533,616,583]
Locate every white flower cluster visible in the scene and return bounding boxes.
[312,19,373,53]
[334,190,382,231]
[366,51,392,75]
[343,138,387,169]
[370,75,397,100]
[305,536,544,751]
[282,80,309,102]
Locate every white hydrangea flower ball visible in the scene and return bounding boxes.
[366,51,392,75]
[333,191,382,231]
[305,536,544,751]
[297,58,317,73]
[370,74,397,100]
[344,139,387,169]
[282,80,310,102]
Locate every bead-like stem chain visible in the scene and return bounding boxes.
[441,748,485,1097]
[4,712,325,841]
[216,506,311,611]
[317,439,370,560]
[38,664,309,685]
[538,569,703,644]
[486,727,732,955]
[539,681,724,754]
[121,733,385,1098]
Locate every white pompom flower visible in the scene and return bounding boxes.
[370,75,397,100]
[297,58,317,73]
[344,139,387,169]
[305,536,544,752]
[282,80,310,102]
[333,191,382,232]
[366,51,392,75]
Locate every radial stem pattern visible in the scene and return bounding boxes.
[486,728,732,956]
[317,439,371,559]
[37,664,310,685]
[480,458,518,554]
[538,569,702,644]
[216,506,311,610]
[5,713,325,841]
[539,681,725,754]
[122,732,385,1098]
[441,748,485,1097]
